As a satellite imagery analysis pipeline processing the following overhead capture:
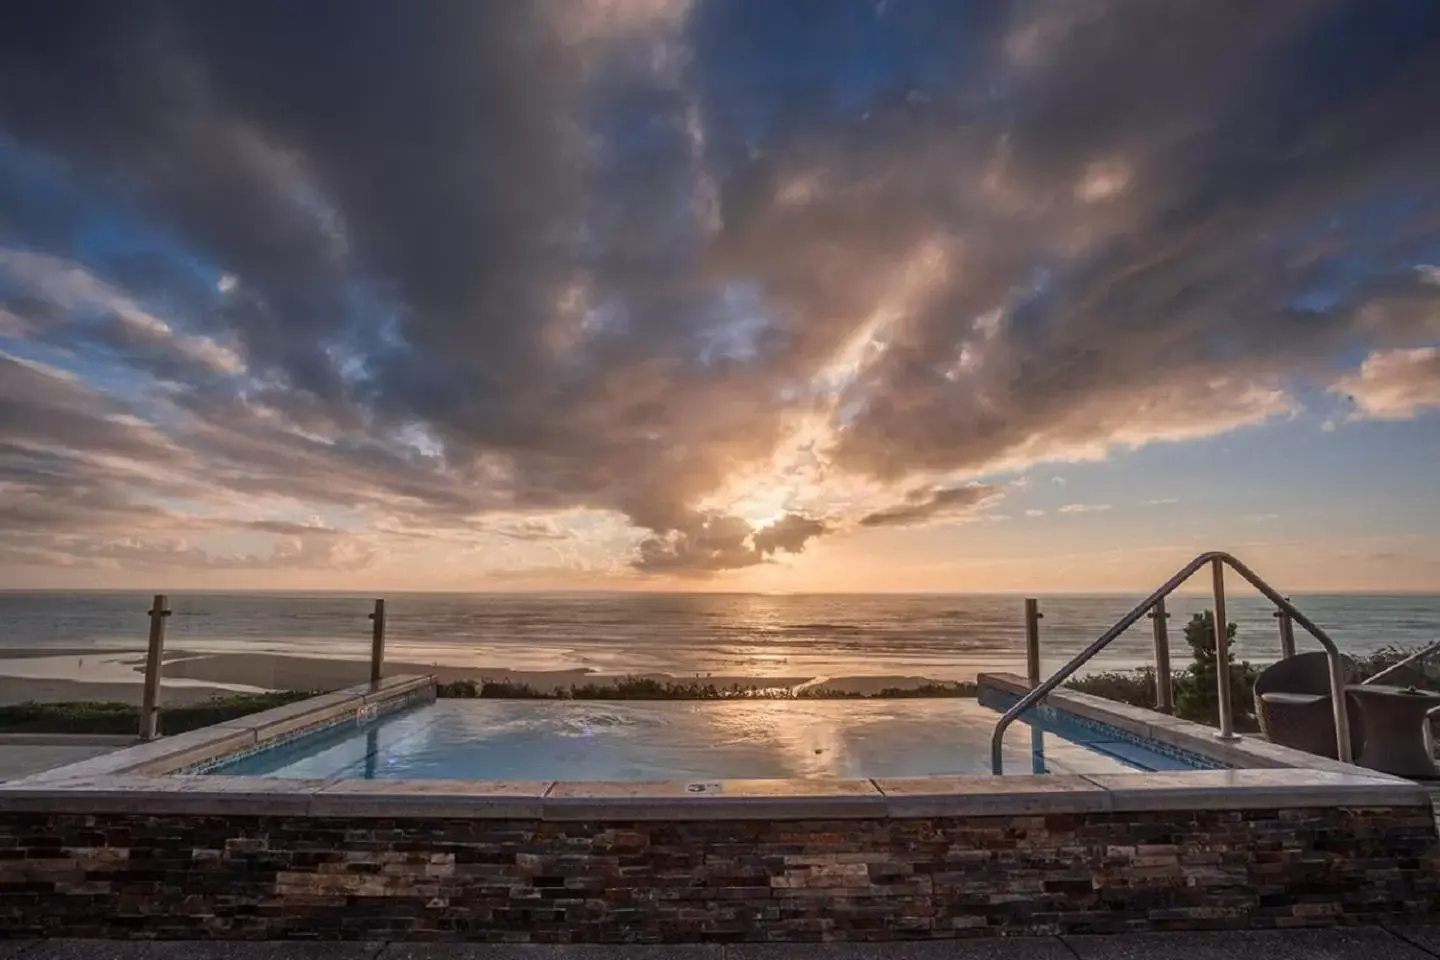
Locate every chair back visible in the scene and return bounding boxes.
[1253,651,1357,697]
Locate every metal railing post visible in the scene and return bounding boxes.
[369,598,386,687]
[1148,597,1173,714]
[1024,599,1043,689]
[1326,653,1354,763]
[140,594,170,741]
[1210,558,1239,741]
[1274,603,1296,660]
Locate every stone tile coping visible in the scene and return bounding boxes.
[0,766,1423,819]
[14,674,434,785]
[979,670,1394,778]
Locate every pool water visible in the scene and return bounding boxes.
[207,699,1196,780]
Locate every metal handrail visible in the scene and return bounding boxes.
[989,551,1354,773]
[1364,638,1440,687]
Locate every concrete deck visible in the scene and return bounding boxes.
[3,926,1440,959]
[0,735,131,783]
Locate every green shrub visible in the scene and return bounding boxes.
[159,691,314,734]
[482,680,552,698]
[0,700,136,735]
[1172,610,1259,732]
[436,679,479,698]
[867,681,976,698]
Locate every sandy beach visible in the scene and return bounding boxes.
[0,649,244,705]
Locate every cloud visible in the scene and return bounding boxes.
[858,483,1005,528]
[1059,503,1112,514]
[551,0,694,45]
[0,250,244,377]
[633,510,825,574]
[1143,498,1179,506]
[480,517,575,542]
[1024,508,1046,518]
[1332,347,1440,420]
[752,513,828,554]
[0,534,376,573]
[1,1,1439,579]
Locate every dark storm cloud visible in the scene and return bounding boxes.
[3,0,800,563]
[713,1,1440,479]
[2,0,1440,575]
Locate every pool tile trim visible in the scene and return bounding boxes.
[977,677,1228,771]
[179,682,435,775]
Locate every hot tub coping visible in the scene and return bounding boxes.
[5,675,1426,820]
[0,765,1424,819]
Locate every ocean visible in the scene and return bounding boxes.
[1,591,1438,683]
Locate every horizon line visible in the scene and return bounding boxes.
[3,587,1438,598]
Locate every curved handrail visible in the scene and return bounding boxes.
[989,551,1353,773]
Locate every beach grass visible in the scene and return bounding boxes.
[436,677,977,699]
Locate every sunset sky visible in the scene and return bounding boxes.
[1,0,1439,594]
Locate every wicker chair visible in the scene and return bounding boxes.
[1253,651,1364,759]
